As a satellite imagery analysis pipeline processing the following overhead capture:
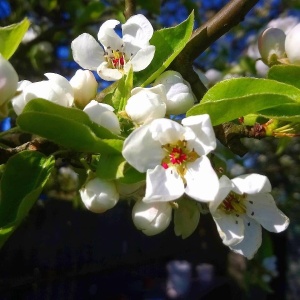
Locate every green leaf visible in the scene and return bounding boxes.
[111,67,133,112]
[96,154,146,184]
[0,18,30,59]
[76,2,105,26]
[268,64,300,90]
[0,151,54,248]
[259,103,300,122]
[134,12,194,87]
[174,198,200,239]
[96,154,127,181]
[187,78,300,125]
[17,99,123,154]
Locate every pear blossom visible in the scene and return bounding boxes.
[285,23,300,65]
[132,200,172,236]
[71,14,155,81]
[0,55,18,108]
[125,85,167,125]
[258,27,286,65]
[69,69,98,108]
[209,174,289,259]
[80,177,119,213]
[83,100,121,135]
[122,115,219,203]
[153,70,195,115]
[11,73,74,115]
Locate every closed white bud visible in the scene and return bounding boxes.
[69,69,98,108]
[132,200,172,236]
[83,100,121,135]
[125,85,167,125]
[258,27,286,66]
[0,55,18,106]
[285,23,300,65]
[154,70,195,115]
[80,177,119,213]
[22,73,74,111]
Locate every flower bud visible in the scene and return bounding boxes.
[258,27,286,66]
[285,23,300,65]
[80,177,119,213]
[132,200,172,236]
[23,73,74,109]
[0,55,18,106]
[69,69,98,108]
[83,100,121,135]
[125,85,167,125]
[153,70,195,115]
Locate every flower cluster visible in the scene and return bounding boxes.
[1,13,290,261]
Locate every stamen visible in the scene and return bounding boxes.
[219,192,246,215]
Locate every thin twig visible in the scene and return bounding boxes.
[124,0,136,20]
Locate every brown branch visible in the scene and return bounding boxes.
[124,0,136,20]
[171,0,259,101]
[0,137,60,164]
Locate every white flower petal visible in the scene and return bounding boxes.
[209,175,234,213]
[122,123,164,172]
[212,210,244,246]
[229,215,262,260]
[132,200,172,236]
[71,33,104,70]
[11,80,32,115]
[97,19,123,50]
[246,193,289,233]
[125,86,166,125]
[182,115,216,155]
[97,62,123,81]
[150,118,185,145]
[129,45,155,71]
[83,100,121,135]
[44,73,74,106]
[122,14,154,45]
[232,173,272,194]
[184,156,219,202]
[143,165,185,203]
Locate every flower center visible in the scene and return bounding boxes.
[161,140,199,178]
[105,46,126,70]
[219,191,246,215]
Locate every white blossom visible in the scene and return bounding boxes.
[0,55,18,109]
[69,69,98,108]
[11,73,74,115]
[153,70,195,115]
[83,100,121,135]
[80,177,119,213]
[71,14,155,81]
[258,27,286,65]
[122,115,219,203]
[132,200,172,236]
[209,174,289,259]
[285,23,300,65]
[125,85,167,125]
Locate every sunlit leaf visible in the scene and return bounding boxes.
[134,12,194,87]
[0,18,30,59]
[17,99,123,154]
[187,78,300,125]
[268,64,300,90]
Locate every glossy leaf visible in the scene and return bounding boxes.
[134,12,194,87]
[187,78,300,125]
[17,99,123,154]
[174,197,200,239]
[0,18,30,59]
[268,65,300,90]
[0,151,55,248]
